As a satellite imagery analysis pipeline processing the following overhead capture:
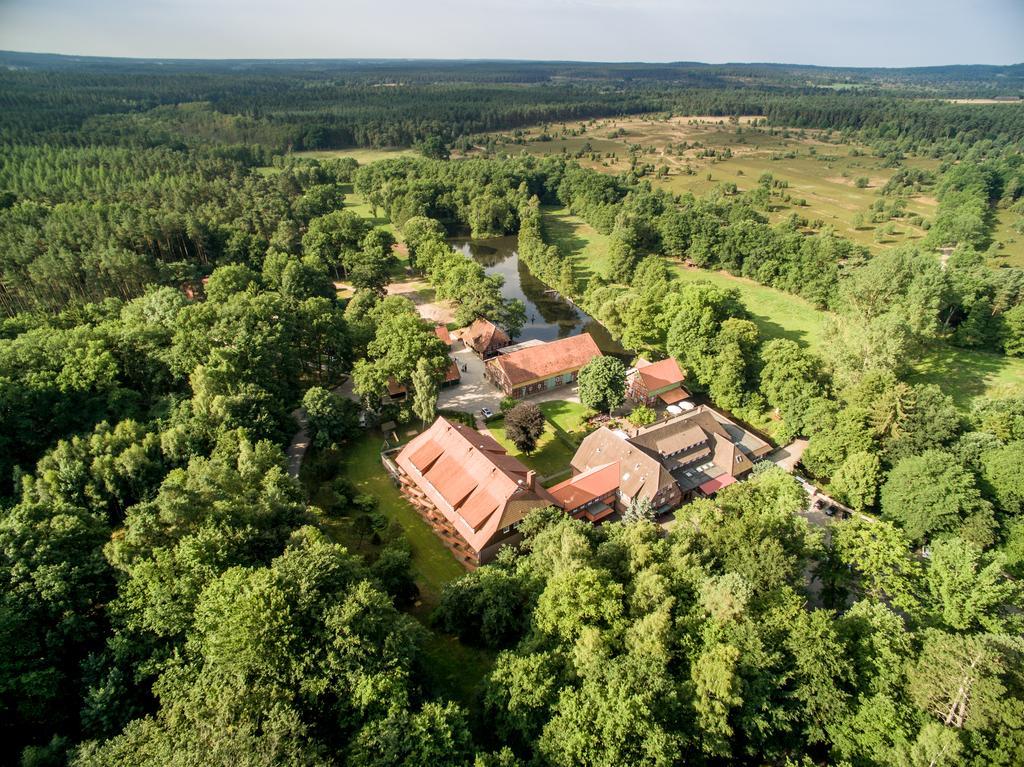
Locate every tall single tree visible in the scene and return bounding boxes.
[577,357,626,415]
[504,403,546,455]
[411,357,440,427]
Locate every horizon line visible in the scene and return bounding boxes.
[2,49,1022,71]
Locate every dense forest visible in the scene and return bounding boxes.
[1,56,1023,767]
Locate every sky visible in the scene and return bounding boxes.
[0,0,1022,67]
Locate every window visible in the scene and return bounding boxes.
[735,455,743,464]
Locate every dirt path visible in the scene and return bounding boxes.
[386,278,456,325]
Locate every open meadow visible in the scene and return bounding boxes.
[483,115,954,255]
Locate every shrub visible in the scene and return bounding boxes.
[628,405,657,427]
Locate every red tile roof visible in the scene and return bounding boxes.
[636,357,686,392]
[462,318,509,354]
[396,418,555,554]
[434,325,452,346]
[487,333,602,387]
[658,387,689,404]
[548,461,620,511]
[698,474,736,495]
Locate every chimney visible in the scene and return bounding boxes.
[526,470,537,489]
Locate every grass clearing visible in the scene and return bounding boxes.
[673,265,831,350]
[910,345,1024,409]
[488,115,938,253]
[293,147,416,164]
[305,432,465,608]
[542,205,612,279]
[990,208,1024,268]
[420,633,495,709]
[486,400,593,481]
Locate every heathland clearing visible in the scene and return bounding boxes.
[485,114,940,252]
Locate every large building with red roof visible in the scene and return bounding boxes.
[485,333,602,399]
[394,417,556,567]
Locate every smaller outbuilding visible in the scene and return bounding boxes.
[627,357,689,406]
[460,318,510,358]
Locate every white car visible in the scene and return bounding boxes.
[480,407,494,420]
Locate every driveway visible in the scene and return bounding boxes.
[437,343,504,415]
[767,439,808,472]
[527,384,581,405]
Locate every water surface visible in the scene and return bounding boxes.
[450,235,629,359]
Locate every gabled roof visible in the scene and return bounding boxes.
[632,417,718,457]
[396,417,554,553]
[570,427,675,502]
[634,357,686,392]
[548,461,620,511]
[658,387,689,404]
[487,333,602,387]
[632,406,768,487]
[434,325,453,347]
[462,318,510,353]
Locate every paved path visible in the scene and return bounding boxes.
[287,406,312,479]
[437,343,504,414]
[767,438,808,472]
[286,381,347,479]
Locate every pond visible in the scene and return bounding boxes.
[450,235,631,359]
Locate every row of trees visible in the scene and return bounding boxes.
[434,474,1024,766]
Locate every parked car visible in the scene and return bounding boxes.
[824,505,837,517]
[480,407,494,420]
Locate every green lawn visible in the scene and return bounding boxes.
[672,265,831,350]
[989,208,1024,268]
[487,400,593,481]
[336,434,465,607]
[537,399,593,437]
[488,416,577,479]
[910,345,1024,409]
[542,205,612,280]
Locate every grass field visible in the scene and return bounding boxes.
[487,400,593,481]
[911,345,1024,410]
[542,205,612,279]
[316,433,465,607]
[293,147,416,164]
[990,208,1024,268]
[486,115,939,254]
[668,264,1024,407]
[673,265,831,350]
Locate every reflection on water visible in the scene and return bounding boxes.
[450,236,630,359]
